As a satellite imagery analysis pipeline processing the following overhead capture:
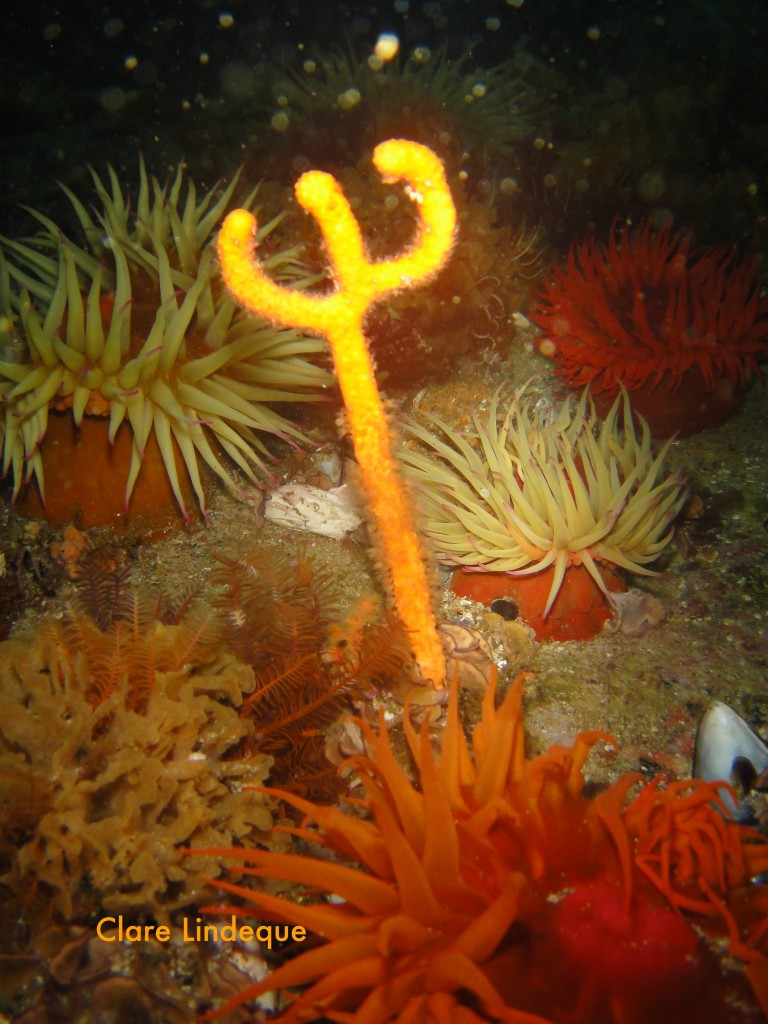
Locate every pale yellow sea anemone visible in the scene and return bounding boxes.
[270,43,541,160]
[399,386,687,616]
[0,161,331,523]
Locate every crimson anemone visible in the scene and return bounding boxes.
[531,218,768,436]
[190,671,768,1023]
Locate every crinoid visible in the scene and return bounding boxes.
[189,669,768,1023]
[212,551,414,798]
[50,557,225,712]
[0,545,417,920]
[0,160,331,529]
[531,217,768,436]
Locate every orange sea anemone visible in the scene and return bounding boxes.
[0,162,331,529]
[190,671,768,1023]
[531,218,768,437]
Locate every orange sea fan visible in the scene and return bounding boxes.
[190,671,768,1024]
[531,217,768,399]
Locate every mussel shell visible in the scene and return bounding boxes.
[693,701,768,821]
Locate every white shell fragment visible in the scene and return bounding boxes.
[264,483,363,539]
[302,442,344,488]
[693,700,768,820]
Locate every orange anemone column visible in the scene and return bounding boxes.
[217,140,456,687]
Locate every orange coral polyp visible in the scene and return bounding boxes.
[532,217,768,399]
[217,140,456,687]
[190,669,768,1023]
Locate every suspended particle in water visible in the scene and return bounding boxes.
[374,32,399,62]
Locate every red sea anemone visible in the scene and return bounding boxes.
[531,218,768,436]
[189,671,768,1023]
